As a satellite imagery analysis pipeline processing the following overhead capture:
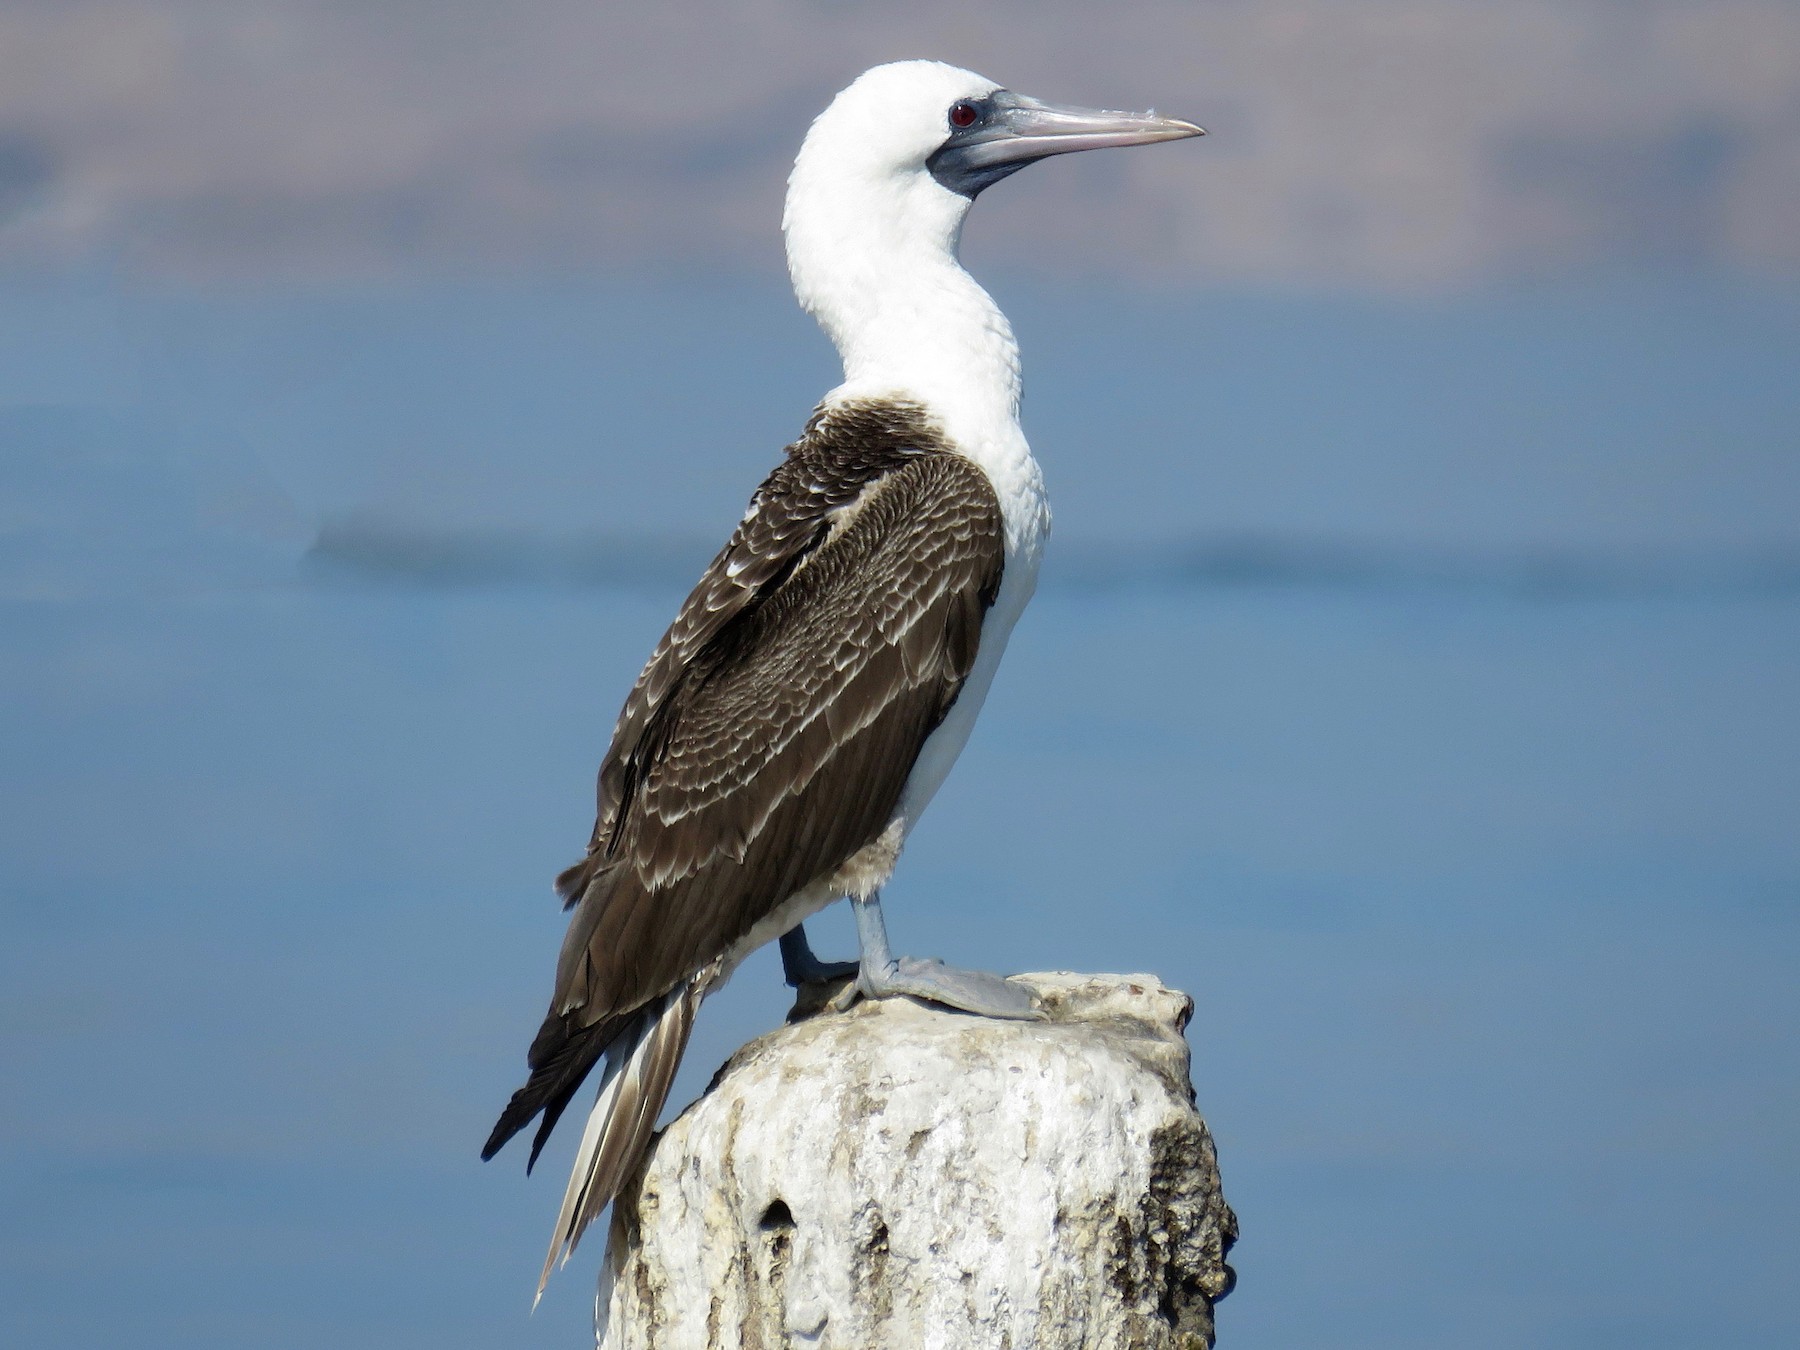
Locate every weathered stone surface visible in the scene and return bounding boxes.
[596,972,1236,1349]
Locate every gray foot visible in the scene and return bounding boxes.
[778,924,859,989]
[838,892,1043,1020]
[856,954,1042,1019]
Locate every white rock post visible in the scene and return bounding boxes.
[595,972,1237,1349]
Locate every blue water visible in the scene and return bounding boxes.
[2,278,1796,1347]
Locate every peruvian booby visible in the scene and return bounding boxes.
[483,59,1202,1292]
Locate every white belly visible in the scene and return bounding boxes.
[896,449,1048,831]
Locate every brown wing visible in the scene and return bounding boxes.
[561,447,1005,1018]
[484,424,1004,1166]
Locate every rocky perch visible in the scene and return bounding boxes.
[596,972,1237,1349]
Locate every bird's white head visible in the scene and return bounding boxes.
[785,60,1202,433]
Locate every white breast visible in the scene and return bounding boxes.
[896,423,1049,831]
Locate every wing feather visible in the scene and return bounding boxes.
[486,412,1005,1180]
[571,451,1002,1009]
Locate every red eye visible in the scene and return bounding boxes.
[949,101,979,129]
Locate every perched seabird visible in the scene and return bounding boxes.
[483,59,1202,1292]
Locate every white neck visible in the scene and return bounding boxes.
[784,168,1027,493]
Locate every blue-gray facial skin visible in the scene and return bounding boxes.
[4,271,1798,1350]
[928,92,1037,196]
[927,90,1202,197]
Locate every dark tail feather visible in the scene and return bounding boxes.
[481,1012,614,1169]
[536,977,703,1300]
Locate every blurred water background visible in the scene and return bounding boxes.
[4,5,1799,1349]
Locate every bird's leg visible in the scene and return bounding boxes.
[843,891,1042,1019]
[778,923,858,988]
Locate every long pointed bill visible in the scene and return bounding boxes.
[928,90,1204,197]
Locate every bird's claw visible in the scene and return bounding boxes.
[845,955,1044,1020]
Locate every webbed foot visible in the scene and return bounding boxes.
[778,923,859,988]
[832,892,1043,1020]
